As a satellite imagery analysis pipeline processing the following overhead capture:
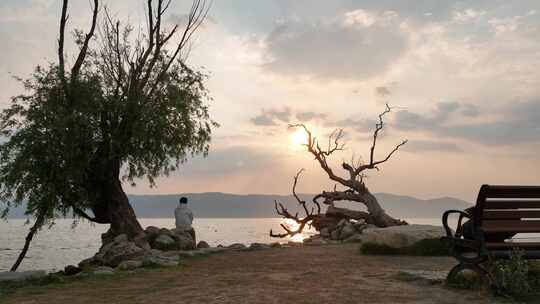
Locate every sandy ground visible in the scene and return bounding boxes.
[4,244,498,304]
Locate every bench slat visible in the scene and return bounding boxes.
[484,200,540,209]
[483,210,540,219]
[482,220,540,233]
[486,242,540,249]
[483,185,540,199]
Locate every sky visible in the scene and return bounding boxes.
[1,0,539,202]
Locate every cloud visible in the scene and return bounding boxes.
[296,111,327,122]
[403,140,463,153]
[375,86,391,97]
[261,9,408,79]
[175,146,278,177]
[329,118,376,133]
[452,9,487,23]
[250,108,292,126]
[394,100,540,146]
[251,108,329,125]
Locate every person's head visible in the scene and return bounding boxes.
[179,197,188,205]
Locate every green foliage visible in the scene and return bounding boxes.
[0,5,217,224]
[489,250,540,299]
[360,238,450,256]
[447,250,540,301]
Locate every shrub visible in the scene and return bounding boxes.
[490,250,533,298]
[360,238,450,256]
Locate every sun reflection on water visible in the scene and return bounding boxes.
[281,218,315,243]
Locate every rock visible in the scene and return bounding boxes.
[177,251,198,258]
[92,266,114,275]
[170,229,196,250]
[201,247,227,254]
[359,224,447,249]
[113,234,129,243]
[101,241,145,267]
[78,256,103,268]
[176,248,225,258]
[248,243,271,251]
[353,222,367,233]
[197,241,210,249]
[142,254,178,267]
[133,233,151,251]
[64,265,82,276]
[145,226,160,236]
[159,228,173,236]
[330,229,340,240]
[0,270,47,282]
[320,227,331,238]
[116,260,143,271]
[340,223,357,240]
[343,233,363,243]
[355,219,366,225]
[153,234,176,251]
[270,242,282,248]
[337,219,349,228]
[227,243,247,250]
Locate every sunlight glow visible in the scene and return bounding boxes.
[289,128,309,146]
[283,218,308,243]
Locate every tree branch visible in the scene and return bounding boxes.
[71,0,99,80]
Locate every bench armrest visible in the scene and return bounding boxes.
[442,209,471,238]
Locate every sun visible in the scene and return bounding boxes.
[289,128,309,146]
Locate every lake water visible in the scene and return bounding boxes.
[0,217,440,272]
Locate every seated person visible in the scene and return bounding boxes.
[175,196,196,243]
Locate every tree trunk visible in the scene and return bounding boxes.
[107,178,143,238]
[316,189,406,228]
[88,158,144,242]
[10,213,45,271]
[359,191,406,227]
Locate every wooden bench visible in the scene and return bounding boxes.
[442,184,540,284]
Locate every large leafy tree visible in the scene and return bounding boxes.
[0,0,216,270]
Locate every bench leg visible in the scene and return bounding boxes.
[447,262,496,288]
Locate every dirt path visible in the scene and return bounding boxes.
[4,244,496,304]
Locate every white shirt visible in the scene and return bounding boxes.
[174,204,194,230]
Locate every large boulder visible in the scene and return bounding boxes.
[116,260,143,271]
[339,222,357,240]
[170,229,196,250]
[153,234,176,251]
[99,241,145,267]
[197,241,210,249]
[359,224,446,248]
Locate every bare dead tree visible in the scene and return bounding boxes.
[271,104,408,238]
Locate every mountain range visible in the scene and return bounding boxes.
[5,192,472,219]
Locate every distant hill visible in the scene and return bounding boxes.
[4,192,471,219]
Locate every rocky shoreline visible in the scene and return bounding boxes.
[0,223,446,284]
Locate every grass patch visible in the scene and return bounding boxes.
[360,238,450,256]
